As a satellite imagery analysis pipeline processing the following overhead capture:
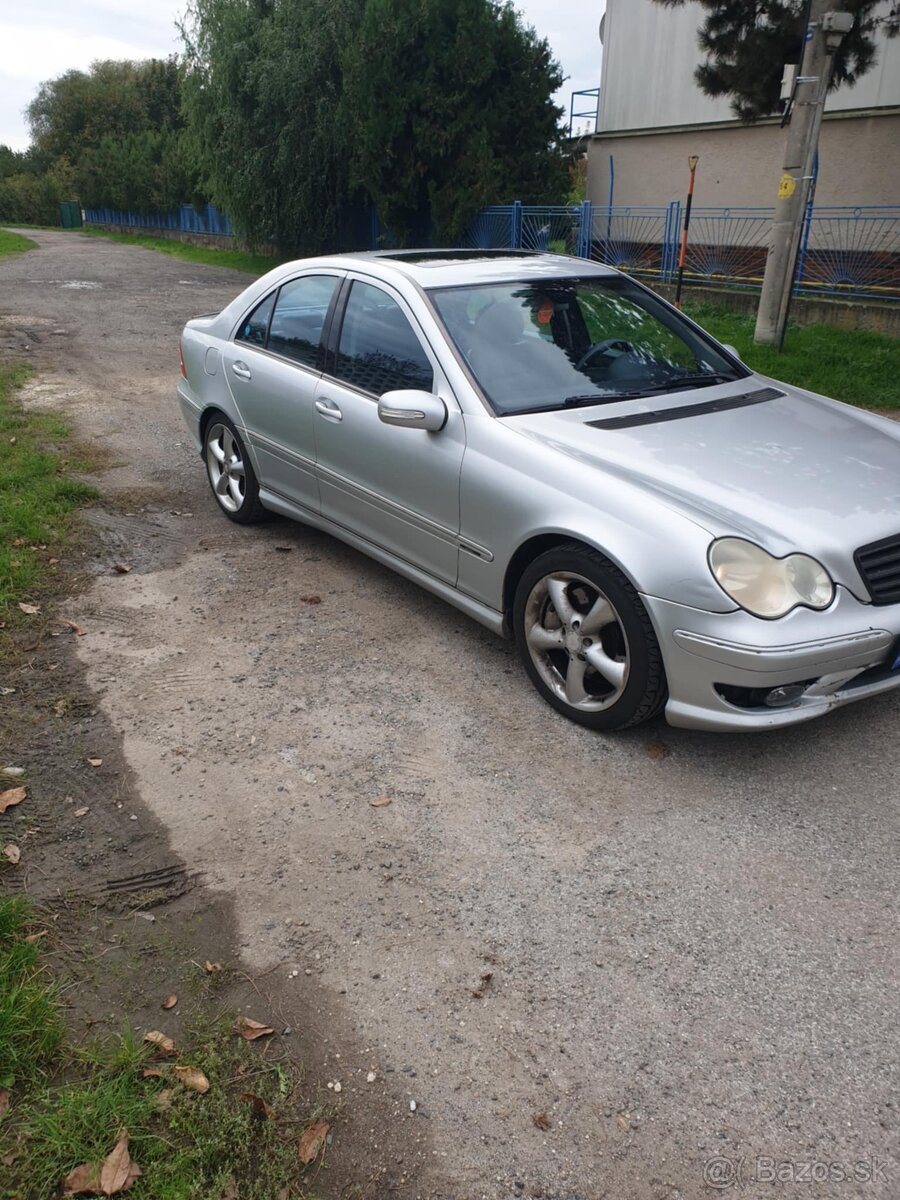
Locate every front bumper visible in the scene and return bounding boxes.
[644,589,900,731]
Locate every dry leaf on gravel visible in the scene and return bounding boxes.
[25,930,47,943]
[1,766,25,777]
[111,564,131,574]
[87,757,102,768]
[646,740,670,761]
[3,844,21,865]
[235,1016,274,1041]
[298,1120,329,1164]
[17,603,40,615]
[161,994,177,1010]
[240,1091,273,1118]
[0,787,25,813]
[74,807,89,817]
[274,545,292,553]
[64,619,87,636]
[532,1111,551,1131]
[299,594,321,605]
[470,970,493,999]
[143,1031,176,1055]
[173,1066,210,1094]
[204,960,222,973]
[369,796,392,808]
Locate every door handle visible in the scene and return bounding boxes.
[231,361,252,381]
[315,397,343,422]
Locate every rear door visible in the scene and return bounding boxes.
[313,276,465,584]
[222,271,343,514]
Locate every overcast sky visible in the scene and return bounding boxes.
[0,0,604,151]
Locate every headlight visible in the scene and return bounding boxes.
[709,537,834,618]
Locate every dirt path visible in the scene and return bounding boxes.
[3,229,899,1200]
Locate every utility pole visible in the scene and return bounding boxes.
[754,3,854,347]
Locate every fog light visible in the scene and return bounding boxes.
[764,684,807,708]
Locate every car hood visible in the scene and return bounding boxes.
[504,379,900,599]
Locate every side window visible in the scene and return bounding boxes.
[334,281,434,396]
[268,275,338,369]
[236,292,275,347]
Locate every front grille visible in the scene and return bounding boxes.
[855,534,900,605]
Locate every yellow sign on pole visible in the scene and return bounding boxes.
[778,172,797,199]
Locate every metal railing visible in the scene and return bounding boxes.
[459,201,900,302]
[83,203,233,237]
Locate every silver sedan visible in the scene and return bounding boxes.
[177,250,900,732]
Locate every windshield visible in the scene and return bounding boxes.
[429,275,748,416]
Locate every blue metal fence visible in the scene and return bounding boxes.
[82,199,899,302]
[83,203,233,237]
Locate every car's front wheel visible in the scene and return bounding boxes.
[203,416,265,524]
[513,543,667,731]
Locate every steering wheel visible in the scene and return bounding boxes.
[576,338,635,371]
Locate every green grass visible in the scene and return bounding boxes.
[0,898,326,1199]
[82,227,279,276]
[0,229,37,259]
[685,300,899,410]
[0,364,96,633]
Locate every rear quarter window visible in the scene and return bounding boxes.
[236,293,275,347]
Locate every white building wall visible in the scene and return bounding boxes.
[598,0,900,133]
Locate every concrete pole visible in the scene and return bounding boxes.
[754,1,846,347]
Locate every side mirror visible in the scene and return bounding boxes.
[378,389,447,432]
[722,343,743,363]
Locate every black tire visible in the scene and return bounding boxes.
[203,414,266,525]
[513,542,667,731]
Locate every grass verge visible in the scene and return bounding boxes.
[0,230,37,259]
[0,364,96,648]
[0,897,328,1199]
[685,301,898,410]
[81,228,279,276]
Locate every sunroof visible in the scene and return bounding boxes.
[380,249,539,265]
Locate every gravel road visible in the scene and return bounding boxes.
[3,229,899,1200]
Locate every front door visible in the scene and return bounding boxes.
[313,277,464,584]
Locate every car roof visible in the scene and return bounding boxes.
[282,250,622,289]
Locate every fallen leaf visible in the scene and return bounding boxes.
[161,994,177,1010]
[369,796,392,808]
[143,1031,176,1055]
[17,602,40,615]
[204,960,222,973]
[111,564,132,574]
[274,545,292,553]
[220,1183,238,1200]
[62,1161,101,1195]
[1,766,25,777]
[141,1068,165,1079]
[0,787,25,813]
[25,930,48,943]
[49,557,59,565]
[646,740,670,761]
[235,1016,274,1041]
[616,1114,631,1133]
[64,619,87,636]
[3,844,21,865]
[87,757,103,768]
[532,1111,551,1131]
[299,594,321,605]
[152,1088,175,1111]
[99,1129,141,1194]
[240,1091,273,1118]
[470,970,493,999]
[0,1088,8,1116]
[298,1120,329,1164]
[74,807,89,817]
[173,1066,210,1094]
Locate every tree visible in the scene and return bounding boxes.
[650,0,899,119]
[180,0,568,252]
[340,0,568,243]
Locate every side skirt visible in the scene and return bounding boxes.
[258,488,507,638]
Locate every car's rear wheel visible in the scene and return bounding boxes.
[513,543,667,731]
[204,416,265,524]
